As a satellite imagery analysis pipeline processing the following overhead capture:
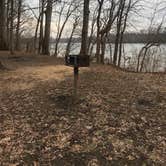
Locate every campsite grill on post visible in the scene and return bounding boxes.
[65,55,90,101]
[65,55,90,67]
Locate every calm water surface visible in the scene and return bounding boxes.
[50,43,166,71]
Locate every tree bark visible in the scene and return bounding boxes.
[113,23,120,65]
[118,0,131,67]
[42,0,53,55]
[65,17,79,56]
[95,0,117,64]
[38,0,44,54]
[15,0,22,51]
[54,1,78,56]
[113,0,125,66]
[10,0,14,54]
[95,0,104,63]
[6,0,10,48]
[100,34,107,64]
[34,14,41,52]
[118,32,123,67]
[0,0,7,50]
[87,10,96,55]
[80,0,90,56]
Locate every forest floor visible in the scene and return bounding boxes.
[0,52,166,166]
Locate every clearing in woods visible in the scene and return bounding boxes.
[0,53,166,165]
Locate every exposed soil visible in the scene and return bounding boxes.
[0,52,166,165]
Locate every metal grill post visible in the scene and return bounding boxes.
[74,67,79,101]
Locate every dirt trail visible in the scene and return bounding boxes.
[0,55,166,165]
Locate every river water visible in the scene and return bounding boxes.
[50,43,166,72]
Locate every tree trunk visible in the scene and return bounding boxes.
[54,2,78,57]
[0,0,7,50]
[118,32,123,67]
[15,0,22,51]
[140,48,148,72]
[54,15,70,57]
[95,0,104,63]
[34,14,41,52]
[89,43,94,56]
[65,29,74,56]
[6,0,10,48]
[10,0,14,54]
[87,10,96,55]
[113,0,125,66]
[118,0,131,67]
[54,2,65,57]
[100,34,106,64]
[65,18,78,56]
[80,0,90,56]
[42,0,52,55]
[137,46,145,72]
[96,34,101,62]
[38,0,44,54]
[113,26,120,65]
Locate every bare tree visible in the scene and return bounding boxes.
[42,0,53,55]
[0,0,7,50]
[87,6,97,55]
[117,0,140,67]
[10,0,14,54]
[95,0,119,64]
[136,4,164,72]
[6,0,10,49]
[95,0,104,62]
[15,0,23,51]
[38,0,45,54]
[80,0,90,55]
[65,16,80,56]
[113,0,126,65]
[54,0,80,57]
[34,13,41,52]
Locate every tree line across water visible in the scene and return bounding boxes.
[47,33,166,44]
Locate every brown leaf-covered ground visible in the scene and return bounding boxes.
[0,53,166,165]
